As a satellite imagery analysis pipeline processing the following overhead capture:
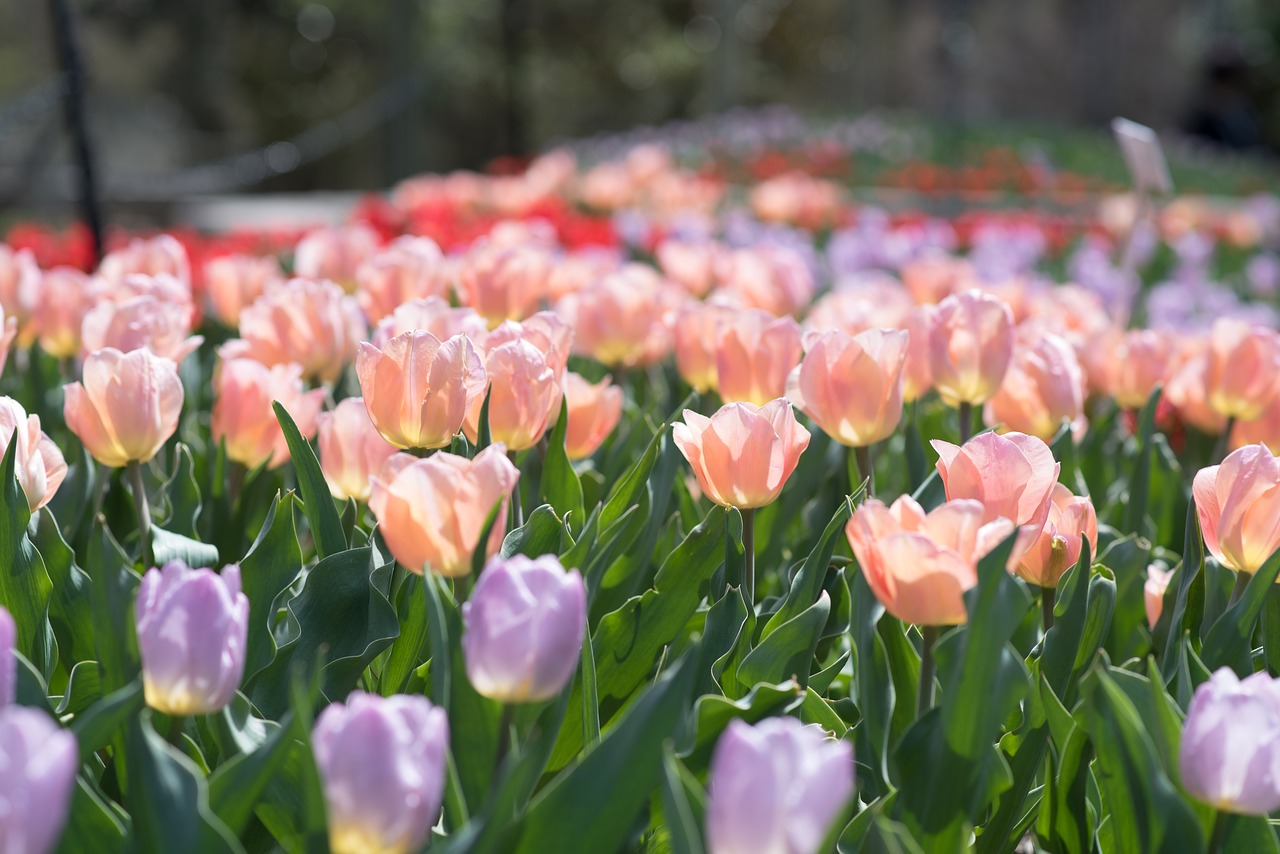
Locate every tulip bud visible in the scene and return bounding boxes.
[0,705,78,854]
[715,309,803,405]
[454,241,552,326]
[560,266,681,368]
[787,328,907,448]
[1179,668,1280,814]
[368,445,520,577]
[901,305,934,402]
[715,246,815,318]
[0,606,13,707]
[312,692,449,854]
[706,717,854,854]
[983,331,1087,442]
[372,296,489,349]
[356,236,449,324]
[1015,483,1098,588]
[317,398,399,502]
[34,267,99,359]
[1193,444,1280,575]
[1206,318,1280,421]
[357,331,487,450]
[0,246,39,346]
[462,555,586,703]
[1108,329,1173,410]
[80,294,203,364]
[0,397,67,512]
[672,400,810,510]
[293,224,380,291]
[204,254,284,327]
[212,358,326,470]
[929,290,1015,406]
[99,235,191,289]
[931,432,1060,537]
[656,239,721,297]
[64,348,183,468]
[229,278,367,385]
[1145,564,1173,627]
[467,340,560,452]
[674,301,734,393]
[564,372,623,460]
[135,562,249,715]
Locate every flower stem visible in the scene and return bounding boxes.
[1229,570,1250,607]
[127,459,152,567]
[1211,417,1236,464]
[509,450,524,530]
[1209,810,1229,854]
[1042,586,1056,631]
[494,703,516,774]
[917,625,939,718]
[958,402,973,444]
[742,507,756,603]
[854,444,874,497]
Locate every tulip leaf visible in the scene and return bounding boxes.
[696,584,749,699]
[542,399,585,529]
[150,526,220,569]
[678,680,803,772]
[160,443,203,538]
[762,500,853,638]
[600,420,662,532]
[34,508,97,672]
[208,715,296,837]
[56,776,129,854]
[71,680,145,762]
[1199,547,1280,675]
[581,621,600,749]
[712,586,755,702]
[1124,385,1162,535]
[272,400,345,561]
[57,660,102,717]
[239,493,304,680]
[659,747,706,854]
[737,591,830,689]
[88,522,141,694]
[850,572,894,794]
[383,573,429,695]
[255,662,329,852]
[0,435,56,675]
[501,503,564,559]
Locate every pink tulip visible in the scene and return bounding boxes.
[1205,318,1280,421]
[33,267,100,359]
[98,235,191,288]
[356,236,449,323]
[0,246,39,346]
[983,331,1087,442]
[901,254,970,305]
[293,224,380,291]
[1165,345,1228,435]
[368,445,520,576]
[0,397,66,512]
[674,300,735,393]
[802,278,914,338]
[715,246,814,318]
[80,294,203,364]
[1145,565,1173,627]
[846,495,1016,625]
[1108,329,1173,410]
[672,400,810,509]
[1193,444,1280,575]
[1233,396,1280,455]
[466,339,560,452]
[212,358,326,470]
[560,266,681,368]
[931,431,1060,540]
[787,328,907,448]
[371,296,489,349]
[454,241,552,326]
[545,248,621,301]
[564,372,623,460]
[64,348,183,468]
[1179,668,1280,814]
[226,278,367,385]
[655,239,721,297]
[0,705,78,854]
[317,398,399,502]
[204,254,284,327]
[1015,483,1098,588]
[479,311,574,376]
[901,305,934,402]
[715,309,803,405]
[928,290,1015,407]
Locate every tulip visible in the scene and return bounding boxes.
[372,296,489,349]
[479,311,574,376]
[1205,318,1280,422]
[560,266,681,368]
[292,224,380,291]
[80,294,203,363]
[846,495,1015,626]
[1193,444,1280,575]
[564,372,623,460]
[715,246,815,318]
[901,305,934,402]
[98,235,191,288]
[0,302,15,380]
[0,397,66,512]
[928,289,1015,408]
[228,278,367,384]
[33,267,99,359]
[715,309,803,405]
[706,717,854,854]
[1165,346,1228,435]
[931,431,1060,539]
[0,245,39,346]
[135,562,249,715]
[357,331,487,450]
[786,328,907,448]
[1233,396,1280,455]
[454,241,552,325]
[656,239,721,297]
[462,555,586,703]
[1108,329,1173,410]
[802,278,914,339]
[317,398,399,502]
[368,445,520,577]
[356,236,449,323]
[312,692,449,854]
[204,254,284,327]
[212,358,326,470]
[64,348,183,468]
[0,705,78,854]
[1015,483,1098,589]
[674,300,735,393]
[1145,564,1173,627]
[466,339,560,451]
[983,331,1087,442]
[901,253,969,304]
[545,248,621,301]
[1179,668,1280,814]
[0,606,12,707]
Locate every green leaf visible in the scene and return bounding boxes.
[160,443,203,537]
[851,572,894,794]
[383,573,428,695]
[762,500,853,639]
[88,523,140,694]
[0,436,55,674]
[542,398,585,529]
[501,504,564,559]
[423,573,453,710]
[737,592,830,689]
[55,777,128,854]
[581,620,600,750]
[255,666,329,853]
[34,508,96,672]
[600,421,662,533]
[209,715,296,837]
[56,660,102,717]
[150,525,220,569]
[1124,385,1162,535]
[659,748,706,854]
[1162,499,1206,680]
[1200,547,1280,675]
[239,494,304,680]
[273,400,345,560]
[679,680,803,772]
[70,681,145,762]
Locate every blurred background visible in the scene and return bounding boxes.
[1,0,1278,223]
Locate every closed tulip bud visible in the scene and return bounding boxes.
[932,432,1060,537]
[1193,444,1280,575]
[673,400,810,510]
[564,372,623,460]
[0,246,39,346]
[317,398,399,502]
[715,246,815,318]
[479,311,574,377]
[0,397,67,512]
[356,236,449,324]
[674,300,735,393]
[368,445,519,576]
[1179,668,1280,814]
[560,266,681,368]
[99,235,191,288]
[1206,318,1280,421]
[706,717,854,854]
[34,267,100,359]
[293,224,380,291]
[212,358,326,470]
[313,692,449,854]
[1015,483,1097,588]
[204,254,284,327]
[454,241,552,326]
[901,306,934,402]
[715,309,803,405]
[64,348,183,468]
[847,495,1015,625]
[465,339,560,451]
[929,290,1015,406]
[462,555,586,703]
[983,331,1087,442]
[80,294,203,364]
[0,706,78,854]
[0,606,12,707]
[229,278,367,385]
[357,331,487,450]
[135,562,249,715]
[787,328,907,448]
[656,239,721,297]
[1109,329,1173,410]
[372,296,489,349]
[1145,564,1173,627]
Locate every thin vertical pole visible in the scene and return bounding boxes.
[49,0,104,266]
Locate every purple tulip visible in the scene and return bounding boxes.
[0,706,78,854]
[312,692,449,854]
[0,606,13,707]
[135,561,249,716]
[1179,667,1280,814]
[706,717,855,854]
[462,555,586,704]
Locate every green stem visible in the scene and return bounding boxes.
[1042,586,1056,632]
[917,625,939,718]
[508,451,524,529]
[1212,417,1237,465]
[958,402,974,444]
[1229,571,1250,607]
[166,714,186,750]
[128,460,152,567]
[494,703,516,774]
[854,444,874,497]
[227,461,246,509]
[742,507,756,603]
[1208,810,1229,854]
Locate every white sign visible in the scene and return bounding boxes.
[1111,117,1173,195]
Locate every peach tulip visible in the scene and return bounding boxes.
[545,248,621,301]
[786,328,908,448]
[454,241,552,326]
[564,372,623,460]
[1193,444,1280,575]
[1233,396,1280,455]
[901,254,970,305]
[715,246,814,318]
[212,358,326,470]
[674,300,735,393]
[846,495,1016,626]
[1205,318,1280,421]
[368,445,520,576]
[656,239,721,297]
[1015,483,1098,588]
[64,348,183,468]
[983,332,1087,442]
[80,295,203,364]
[356,331,487,450]
[0,397,66,511]
[0,303,14,380]
[1164,347,1228,435]
[1108,329,1173,410]
[479,311,574,376]
[204,254,284,327]
[98,235,191,289]
[672,399,810,509]
[34,267,100,359]
[715,309,803,406]
[928,290,1015,407]
[901,306,934,402]
[1145,565,1173,627]
[355,236,449,324]
[293,224,380,291]
[578,162,635,211]
[228,278,367,384]
[931,431,1060,539]
[466,340,560,452]
[803,278,914,338]
[560,267,681,368]
[317,398,398,502]
[0,246,39,345]
[371,297,489,349]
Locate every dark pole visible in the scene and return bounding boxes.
[500,0,526,157]
[49,0,104,266]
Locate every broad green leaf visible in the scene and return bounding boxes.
[1123,386,1162,535]
[542,398,585,528]
[54,777,128,854]
[383,573,428,696]
[581,621,600,750]
[239,494,304,680]
[851,572,894,794]
[150,525,220,569]
[273,401,345,560]
[501,504,564,559]
[678,680,802,772]
[659,748,705,854]
[0,436,55,674]
[34,509,96,672]
[71,681,145,762]
[56,660,102,717]
[737,592,830,689]
[160,443,203,537]
[1200,547,1280,675]
[209,715,295,837]
[762,500,854,638]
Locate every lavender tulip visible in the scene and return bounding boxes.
[0,606,13,707]
[462,555,586,704]
[0,706,78,854]
[706,717,855,854]
[135,561,249,716]
[1179,667,1280,814]
[312,692,449,854]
